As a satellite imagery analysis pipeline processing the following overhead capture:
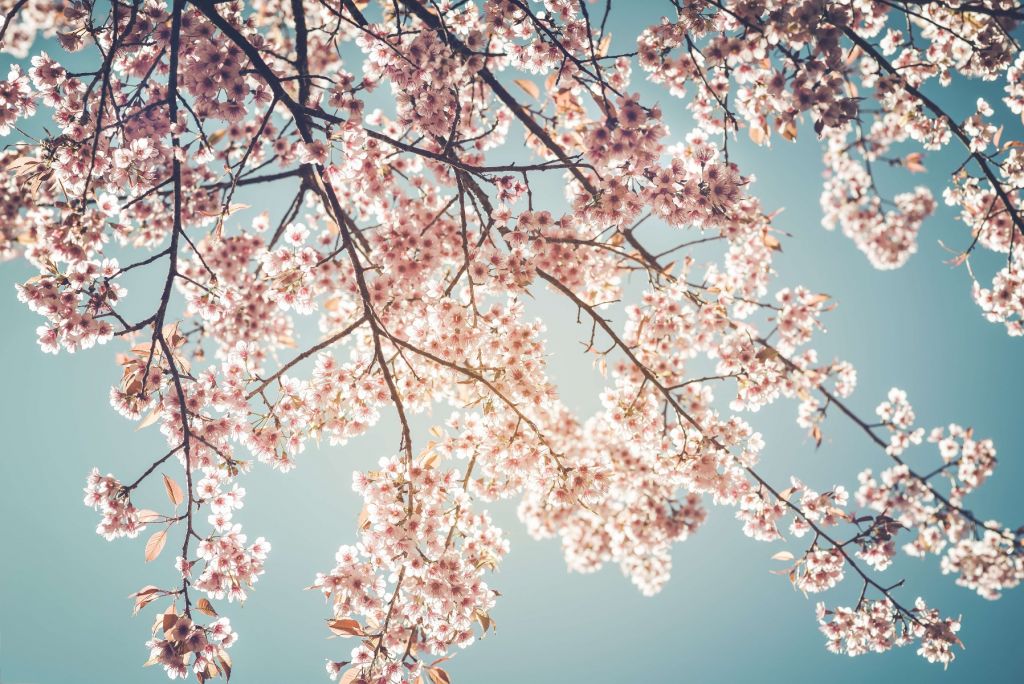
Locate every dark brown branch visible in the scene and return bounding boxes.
[844,27,1024,239]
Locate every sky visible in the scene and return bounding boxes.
[2,3,1024,684]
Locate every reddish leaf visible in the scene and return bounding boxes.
[136,509,162,523]
[427,667,452,684]
[135,407,162,430]
[130,585,162,615]
[419,451,440,469]
[196,598,218,617]
[339,668,364,684]
[163,474,184,507]
[749,125,768,146]
[218,649,233,681]
[903,152,926,173]
[513,79,540,100]
[207,129,228,146]
[162,605,178,632]
[328,618,367,637]
[474,610,495,635]
[199,203,249,218]
[781,120,798,142]
[145,530,167,562]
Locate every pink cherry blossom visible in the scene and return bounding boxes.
[3,1,1023,681]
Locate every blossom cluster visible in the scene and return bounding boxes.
[857,391,1022,600]
[144,611,239,681]
[816,598,962,668]
[313,455,507,681]
[83,468,146,541]
[2,0,1021,681]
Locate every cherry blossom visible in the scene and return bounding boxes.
[2,1,1023,681]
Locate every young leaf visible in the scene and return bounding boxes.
[135,407,162,431]
[903,152,926,173]
[513,79,540,100]
[339,668,363,684]
[136,509,162,523]
[144,530,167,562]
[196,598,218,617]
[130,585,162,615]
[162,474,184,507]
[427,668,452,684]
[218,649,232,681]
[328,618,366,637]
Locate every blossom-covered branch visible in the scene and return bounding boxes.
[3,0,1023,681]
